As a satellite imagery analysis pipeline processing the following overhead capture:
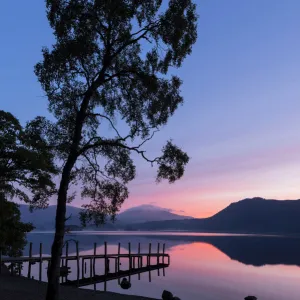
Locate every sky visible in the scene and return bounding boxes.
[1,1,300,218]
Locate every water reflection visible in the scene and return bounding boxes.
[24,232,300,300]
[141,234,300,267]
[26,232,300,267]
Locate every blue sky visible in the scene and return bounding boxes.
[1,1,300,217]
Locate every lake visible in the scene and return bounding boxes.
[22,231,300,300]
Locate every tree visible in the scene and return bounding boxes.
[35,1,198,299]
[0,194,34,257]
[0,110,57,207]
[0,110,57,258]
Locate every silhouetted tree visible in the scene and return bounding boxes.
[0,110,57,206]
[35,1,198,299]
[0,194,34,257]
[0,110,57,257]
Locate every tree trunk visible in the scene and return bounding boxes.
[46,157,76,300]
[45,72,102,300]
[45,193,66,300]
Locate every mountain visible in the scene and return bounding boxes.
[127,197,300,234]
[19,204,191,230]
[116,204,193,224]
[19,205,82,230]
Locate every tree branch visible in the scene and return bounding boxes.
[111,21,160,60]
[103,68,137,83]
[95,27,107,47]
[135,129,159,148]
[82,150,120,198]
[78,57,91,87]
[79,136,160,165]
[86,113,122,138]
[91,147,120,183]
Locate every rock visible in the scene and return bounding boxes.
[162,290,173,300]
[245,297,257,300]
[120,278,131,289]
[173,297,181,300]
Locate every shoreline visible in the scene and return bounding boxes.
[0,274,158,300]
[30,230,297,238]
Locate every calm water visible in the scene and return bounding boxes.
[22,231,300,300]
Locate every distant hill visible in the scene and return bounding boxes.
[116,204,193,224]
[19,205,82,230]
[19,204,192,230]
[127,197,300,234]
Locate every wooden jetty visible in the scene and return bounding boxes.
[1,241,170,290]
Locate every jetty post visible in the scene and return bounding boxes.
[138,242,141,267]
[157,243,160,276]
[76,241,79,286]
[117,242,121,285]
[93,242,97,276]
[147,243,152,267]
[27,242,32,278]
[65,241,69,282]
[39,243,42,281]
[128,242,132,283]
[138,242,141,280]
[104,241,107,291]
[128,242,132,270]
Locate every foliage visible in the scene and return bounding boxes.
[0,110,57,208]
[0,194,34,256]
[0,110,57,257]
[36,0,198,224]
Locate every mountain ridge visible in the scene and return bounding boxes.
[126,197,300,234]
[19,204,192,230]
[19,197,300,234]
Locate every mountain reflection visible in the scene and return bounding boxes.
[142,234,300,267]
[26,232,300,267]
